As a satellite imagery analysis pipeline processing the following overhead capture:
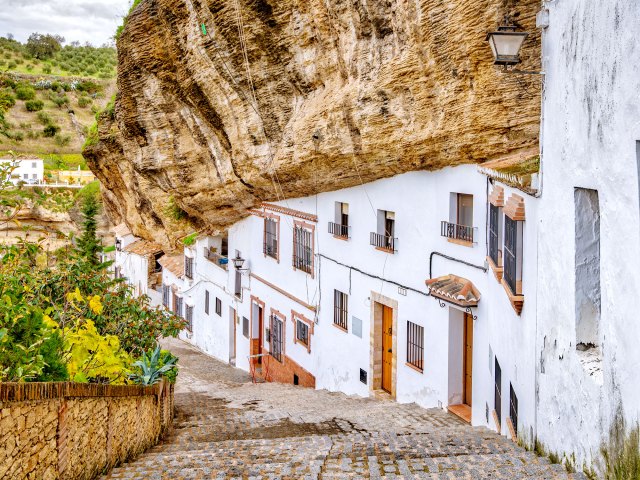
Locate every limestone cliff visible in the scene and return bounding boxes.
[84,0,541,247]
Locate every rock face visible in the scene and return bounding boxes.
[84,0,541,247]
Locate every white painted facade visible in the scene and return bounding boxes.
[0,158,44,185]
[117,165,538,445]
[534,0,640,468]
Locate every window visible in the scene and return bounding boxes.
[488,203,503,267]
[329,202,349,238]
[293,223,313,274]
[234,270,242,298]
[333,290,348,331]
[115,239,122,251]
[174,295,183,318]
[185,255,194,279]
[242,317,249,338]
[494,357,502,426]
[503,216,523,295]
[32,173,37,179]
[263,217,278,259]
[270,314,283,362]
[296,319,309,346]
[406,321,424,372]
[153,252,163,273]
[185,305,193,331]
[23,173,28,180]
[114,266,122,279]
[370,210,396,252]
[574,188,600,351]
[509,383,518,436]
[205,290,210,315]
[162,285,170,308]
[31,162,37,168]
[215,297,222,316]
[442,193,474,242]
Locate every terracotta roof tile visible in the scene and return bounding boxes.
[113,223,131,237]
[426,274,481,307]
[159,255,184,278]
[124,240,163,256]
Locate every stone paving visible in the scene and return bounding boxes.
[103,338,585,479]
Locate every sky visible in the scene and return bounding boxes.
[0,0,131,46]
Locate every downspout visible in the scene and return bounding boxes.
[428,251,488,279]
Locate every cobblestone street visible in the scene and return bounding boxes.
[104,339,585,480]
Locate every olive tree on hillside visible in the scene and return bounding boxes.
[26,33,64,59]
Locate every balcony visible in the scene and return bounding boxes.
[441,221,474,245]
[370,232,396,252]
[203,247,229,271]
[328,222,349,239]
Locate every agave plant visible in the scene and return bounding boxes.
[129,344,178,386]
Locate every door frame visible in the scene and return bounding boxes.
[463,312,473,406]
[250,296,265,365]
[370,292,398,398]
[229,306,237,365]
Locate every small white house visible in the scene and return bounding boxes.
[0,158,44,185]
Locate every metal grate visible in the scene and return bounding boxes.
[184,255,194,279]
[489,204,500,265]
[263,218,278,258]
[293,226,313,274]
[333,290,348,330]
[504,216,518,294]
[494,358,502,425]
[509,383,518,436]
[440,220,474,242]
[186,305,193,331]
[370,231,396,251]
[270,315,283,362]
[360,368,367,384]
[215,297,222,316]
[296,319,309,346]
[406,321,424,372]
[162,284,170,308]
[328,221,349,238]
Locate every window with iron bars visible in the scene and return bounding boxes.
[263,217,278,258]
[333,290,348,331]
[162,285,170,308]
[296,319,309,347]
[215,297,222,316]
[504,217,519,295]
[175,296,183,319]
[406,321,424,372]
[509,383,518,436]
[489,204,501,266]
[186,305,193,332]
[293,226,313,274]
[185,255,194,279]
[270,314,283,362]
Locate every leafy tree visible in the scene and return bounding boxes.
[43,123,60,137]
[77,191,101,265]
[26,33,64,59]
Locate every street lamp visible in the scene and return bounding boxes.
[485,18,542,75]
[232,253,246,271]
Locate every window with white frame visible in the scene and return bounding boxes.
[371,210,396,252]
[442,193,474,243]
[329,202,349,238]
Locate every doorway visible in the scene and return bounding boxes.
[463,312,473,406]
[229,306,236,366]
[251,299,264,366]
[382,305,393,393]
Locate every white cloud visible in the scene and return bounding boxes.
[0,0,131,46]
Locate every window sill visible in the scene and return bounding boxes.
[486,256,503,282]
[501,279,524,315]
[405,362,423,374]
[333,234,349,241]
[447,238,473,248]
[332,322,348,333]
[374,246,395,254]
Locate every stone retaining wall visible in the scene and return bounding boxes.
[0,381,173,480]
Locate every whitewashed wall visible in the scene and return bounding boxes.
[536,0,640,466]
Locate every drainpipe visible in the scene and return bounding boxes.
[428,251,488,280]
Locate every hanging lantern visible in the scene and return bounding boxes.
[485,23,529,66]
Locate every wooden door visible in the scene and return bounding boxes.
[382,305,393,393]
[257,306,263,364]
[463,313,473,406]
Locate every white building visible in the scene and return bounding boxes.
[0,158,44,185]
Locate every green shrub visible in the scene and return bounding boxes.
[54,133,71,147]
[0,90,16,109]
[11,131,24,141]
[43,65,52,74]
[15,85,35,100]
[77,96,91,108]
[43,123,60,137]
[7,61,16,70]
[26,64,34,71]
[25,99,44,111]
[14,58,23,65]
[36,111,52,125]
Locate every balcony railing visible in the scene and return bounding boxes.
[370,232,396,252]
[203,247,228,271]
[328,222,349,238]
[441,221,474,243]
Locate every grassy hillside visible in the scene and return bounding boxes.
[0,37,116,79]
[0,74,116,159]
